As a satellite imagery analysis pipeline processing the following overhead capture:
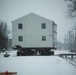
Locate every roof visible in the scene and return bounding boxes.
[11,12,52,22]
[11,12,57,26]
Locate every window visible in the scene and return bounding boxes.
[18,23,23,29]
[18,36,23,42]
[41,23,46,29]
[42,36,46,41]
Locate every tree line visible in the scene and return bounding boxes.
[63,0,76,52]
[0,21,10,52]
[64,24,76,52]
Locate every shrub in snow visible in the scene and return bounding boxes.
[4,53,10,57]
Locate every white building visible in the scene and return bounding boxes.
[12,13,57,50]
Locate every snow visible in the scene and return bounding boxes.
[54,50,76,66]
[54,49,71,55]
[0,50,76,75]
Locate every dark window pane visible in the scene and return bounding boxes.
[41,23,46,29]
[18,23,23,29]
[18,36,23,42]
[42,36,46,41]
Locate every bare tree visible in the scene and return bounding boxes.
[0,21,10,52]
[64,0,76,52]
[65,0,76,18]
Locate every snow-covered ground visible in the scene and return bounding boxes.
[54,50,76,66]
[54,49,71,55]
[0,50,76,75]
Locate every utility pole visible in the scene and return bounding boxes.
[71,28,74,52]
[64,34,68,50]
[69,31,72,52]
[75,27,76,52]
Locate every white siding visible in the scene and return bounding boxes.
[12,13,57,48]
[52,21,57,48]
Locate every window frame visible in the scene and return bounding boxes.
[41,23,46,29]
[42,36,46,41]
[18,36,23,42]
[18,23,23,29]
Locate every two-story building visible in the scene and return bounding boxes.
[12,13,57,55]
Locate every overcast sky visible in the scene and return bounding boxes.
[0,0,76,42]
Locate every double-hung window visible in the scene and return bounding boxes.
[42,36,46,41]
[18,23,23,29]
[41,23,46,29]
[18,36,23,42]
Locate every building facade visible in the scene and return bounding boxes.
[12,13,57,49]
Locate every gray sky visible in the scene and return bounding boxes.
[0,0,76,42]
